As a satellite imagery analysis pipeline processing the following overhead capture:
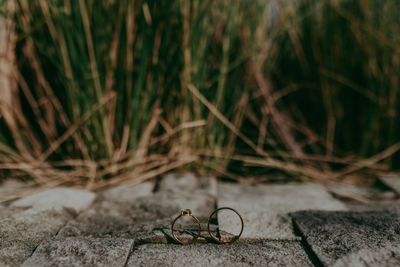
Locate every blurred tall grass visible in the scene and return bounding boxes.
[0,0,399,189]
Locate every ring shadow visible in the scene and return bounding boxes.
[155,226,236,244]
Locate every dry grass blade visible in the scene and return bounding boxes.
[21,41,90,159]
[251,62,304,157]
[150,120,206,146]
[0,1,33,160]
[228,154,332,182]
[39,92,116,161]
[324,186,370,203]
[334,142,400,179]
[188,84,268,157]
[95,155,198,190]
[1,0,399,189]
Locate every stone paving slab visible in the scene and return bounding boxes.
[332,244,400,267]
[58,176,216,243]
[379,174,400,195]
[141,175,217,223]
[0,208,73,266]
[101,182,155,203]
[126,241,313,267]
[56,192,204,241]
[57,182,158,240]
[159,173,218,197]
[22,237,134,267]
[1,187,97,266]
[11,187,96,213]
[217,183,347,240]
[133,189,215,220]
[290,210,400,266]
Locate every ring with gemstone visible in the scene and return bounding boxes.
[171,209,201,245]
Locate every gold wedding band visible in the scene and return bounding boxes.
[171,209,201,245]
[207,207,244,244]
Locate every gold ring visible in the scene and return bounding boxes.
[207,207,244,244]
[171,209,201,245]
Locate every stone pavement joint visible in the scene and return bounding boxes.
[291,217,324,267]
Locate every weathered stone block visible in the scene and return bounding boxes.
[0,208,73,266]
[11,188,96,213]
[101,182,154,203]
[158,173,217,197]
[291,210,400,266]
[58,177,216,242]
[22,237,133,267]
[126,241,313,267]
[217,183,347,240]
[58,190,214,242]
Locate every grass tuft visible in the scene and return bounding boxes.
[0,0,400,200]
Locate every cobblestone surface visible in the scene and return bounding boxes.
[0,173,399,266]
